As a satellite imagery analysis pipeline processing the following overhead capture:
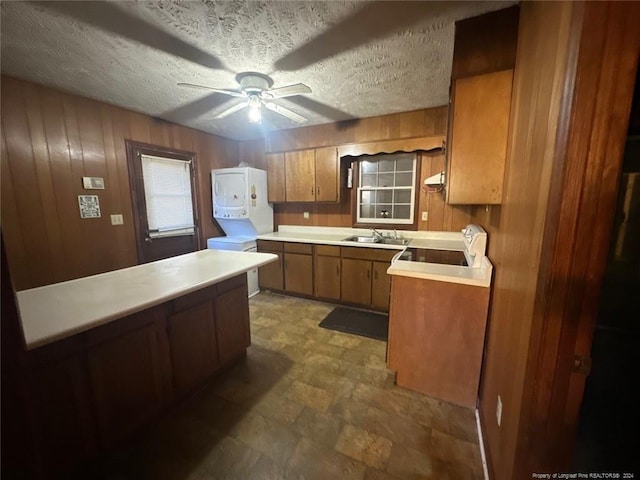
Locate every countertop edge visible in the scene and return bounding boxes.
[18,252,278,350]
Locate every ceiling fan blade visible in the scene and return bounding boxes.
[285,96,353,122]
[263,101,307,124]
[263,83,312,99]
[274,1,468,71]
[160,94,235,124]
[35,1,227,71]
[213,101,249,119]
[177,83,245,98]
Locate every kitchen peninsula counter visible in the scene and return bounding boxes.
[14,249,277,476]
[17,249,277,350]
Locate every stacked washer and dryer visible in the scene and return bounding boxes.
[208,167,273,297]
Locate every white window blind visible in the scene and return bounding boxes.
[141,154,195,238]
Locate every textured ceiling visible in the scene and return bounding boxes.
[1,1,514,140]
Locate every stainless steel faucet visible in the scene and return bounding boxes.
[370,228,384,239]
[393,229,398,239]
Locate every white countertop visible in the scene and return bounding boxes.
[257,225,492,287]
[257,225,465,251]
[387,256,493,288]
[16,249,277,350]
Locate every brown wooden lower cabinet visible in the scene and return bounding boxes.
[24,353,97,477]
[257,240,284,291]
[341,258,372,305]
[215,276,250,363]
[314,245,341,300]
[86,307,172,447]
[168,301,218,394]
[284,242,314,296]
[371,261,392,310]
[20,274,251,477]
[387,275,490,407]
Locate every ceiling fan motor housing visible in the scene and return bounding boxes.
[236,72,273,94]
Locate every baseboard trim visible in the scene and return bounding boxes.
[476,408,490,480]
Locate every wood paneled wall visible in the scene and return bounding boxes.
[473,1,639,478]
[250,107,472,231]
[472,3,580,478]
[1,76,238,290]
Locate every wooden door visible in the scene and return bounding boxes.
[258,250,284,291]
[266,153,286,202]
[446,69,513,205]
[285,150,315,202]
[284,252,313,295]
[215,278,250,364]
[86,309,171,446]
[126,140,200,263]
[341,258,372,306]
[315,255,341,300]
[371,261,391,311]
[314,147,339,202]
[167,301,218,393]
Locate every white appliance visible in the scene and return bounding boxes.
[209,167,273,298]
[462,224,487,267]
[211,167,273,236]
[206,236,260,297]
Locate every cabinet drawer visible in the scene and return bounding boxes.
[284,242,313,254]
[315,245,340,257]
[341,246,398,262]
[257,240,283,252]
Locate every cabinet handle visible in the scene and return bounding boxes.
[311,186,314,195]
[316,186,320,195]
[366,269,370,280]
[374,270,378,280]
[336,265,339,276]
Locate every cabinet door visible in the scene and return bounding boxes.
[258,250,284,291]
[215,282,251,364]
[285,150,316,202]
[167,301,218,393]
[284,252,314,295]
[25,355,97,474]
[371,261,392,311]
[314,147,339,202]
[446,69,513,205]
[87,310,171,446]
[315,255,341,300]
[341,258,372,306]
[266,153,286,202]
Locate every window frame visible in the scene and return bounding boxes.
[350,152,422,230]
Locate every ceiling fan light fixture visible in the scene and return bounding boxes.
[248,95,262,124]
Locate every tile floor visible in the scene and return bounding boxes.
[86,292,484,480]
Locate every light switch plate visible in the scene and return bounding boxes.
[421,211,428,221]
[303,212,310,219]
[82,176,105,189]
[110,214,124,225]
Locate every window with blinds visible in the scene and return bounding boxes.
[141,154,195,238]
[356,153,417,224]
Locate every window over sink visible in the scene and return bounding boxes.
[356,152,417,225]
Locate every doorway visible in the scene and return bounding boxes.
[126,140,201,263]
[573,68,640,473]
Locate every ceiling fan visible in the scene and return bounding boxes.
[178,72,311,124]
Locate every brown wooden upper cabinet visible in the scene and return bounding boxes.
[266,147,339,203]
[445,6,519,205]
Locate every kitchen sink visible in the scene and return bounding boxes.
[344,235,381,243]
[380,238,410,245]
[343,235,410,245]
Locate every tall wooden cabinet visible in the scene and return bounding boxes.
[446,6,519,205]
[285,150,316,202]
[284,242,314,296]
[266,153,286,202]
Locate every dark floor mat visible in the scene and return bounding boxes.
[319,307,388,341]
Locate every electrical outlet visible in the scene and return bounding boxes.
[496,395,503,427]
[110,214,124,225]
[421,211,428,221]
[303,211,310,219]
